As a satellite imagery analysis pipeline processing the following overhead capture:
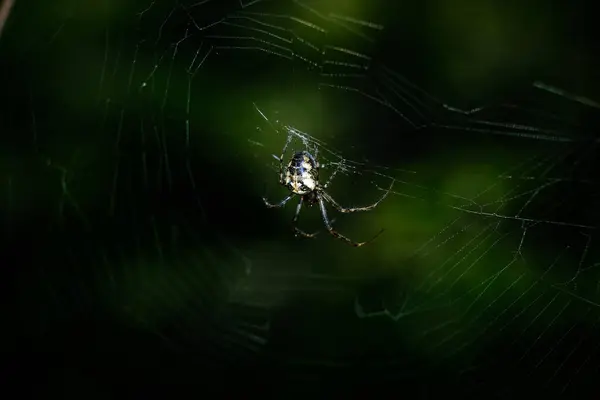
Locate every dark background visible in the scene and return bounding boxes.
[2,0,600,397]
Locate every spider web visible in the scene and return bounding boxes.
[3,0,600,396]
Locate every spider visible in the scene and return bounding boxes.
[263,139,394,247]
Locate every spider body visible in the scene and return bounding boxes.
[284,151,319,197]
[264,142,393,247]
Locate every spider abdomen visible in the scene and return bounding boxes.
[284,151,319,195]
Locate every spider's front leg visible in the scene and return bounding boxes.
[274,134,294,185]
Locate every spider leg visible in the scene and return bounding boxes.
[263,193,294,208]
[321,179,394,213]
[322,160,343,189]
[317,197,383,247]
[276,134,294,185]
[292,196,319,238]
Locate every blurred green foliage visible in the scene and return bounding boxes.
[2,0,599,396]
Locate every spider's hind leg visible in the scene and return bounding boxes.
[323,178,394,214]
[292,196,319,239]
[263,193,294,208]
[317,197,384,247]
[293,226,319,239]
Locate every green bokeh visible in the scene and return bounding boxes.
[3,0,599,396]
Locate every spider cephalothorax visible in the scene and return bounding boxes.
[263,142,393,247]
